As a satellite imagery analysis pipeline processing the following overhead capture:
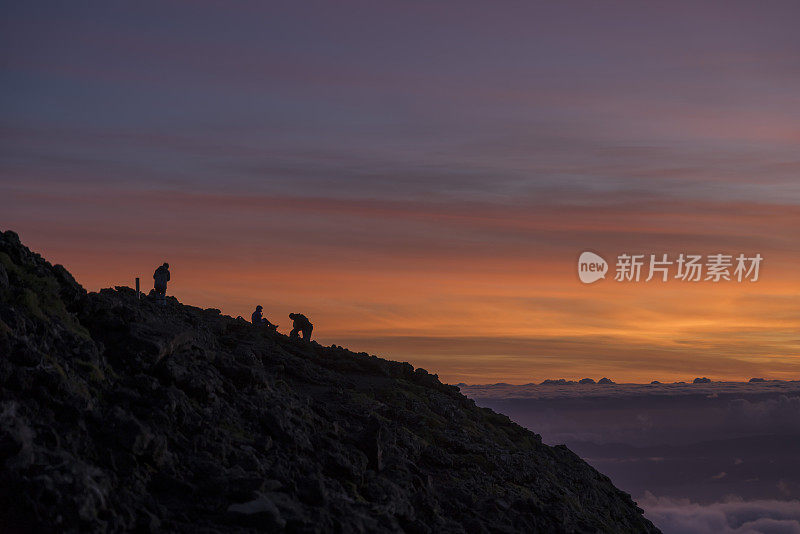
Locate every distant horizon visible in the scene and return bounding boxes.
[461,378,798,386]
[455,376,800,387]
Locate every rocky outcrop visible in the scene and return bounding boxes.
[0,230,660,533]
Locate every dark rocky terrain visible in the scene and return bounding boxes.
[0,230,660,533]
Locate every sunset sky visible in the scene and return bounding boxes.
[2,1,799,384]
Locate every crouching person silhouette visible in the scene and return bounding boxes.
[289,313,313,341]
[252,305,277,330]
[153,262,170,306]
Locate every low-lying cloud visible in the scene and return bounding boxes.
[641,494,800,534]
[727,396,800,432]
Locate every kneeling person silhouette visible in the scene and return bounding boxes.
[289,313,313,341]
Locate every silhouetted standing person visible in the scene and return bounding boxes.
[289,313,313,340]
[252,305,277,330]
[153,262,170,306]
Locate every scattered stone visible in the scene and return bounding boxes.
[226,495,285,528]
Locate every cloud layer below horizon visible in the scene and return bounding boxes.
[465,382,800,532]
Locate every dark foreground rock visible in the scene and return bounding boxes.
[0,230,660,533]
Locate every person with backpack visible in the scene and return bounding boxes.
[288,313,313,340]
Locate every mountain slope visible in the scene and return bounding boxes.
[0,230,659,533]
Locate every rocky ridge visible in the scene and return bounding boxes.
[0,230,659,533]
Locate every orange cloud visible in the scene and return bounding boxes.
[3,188,798,384]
